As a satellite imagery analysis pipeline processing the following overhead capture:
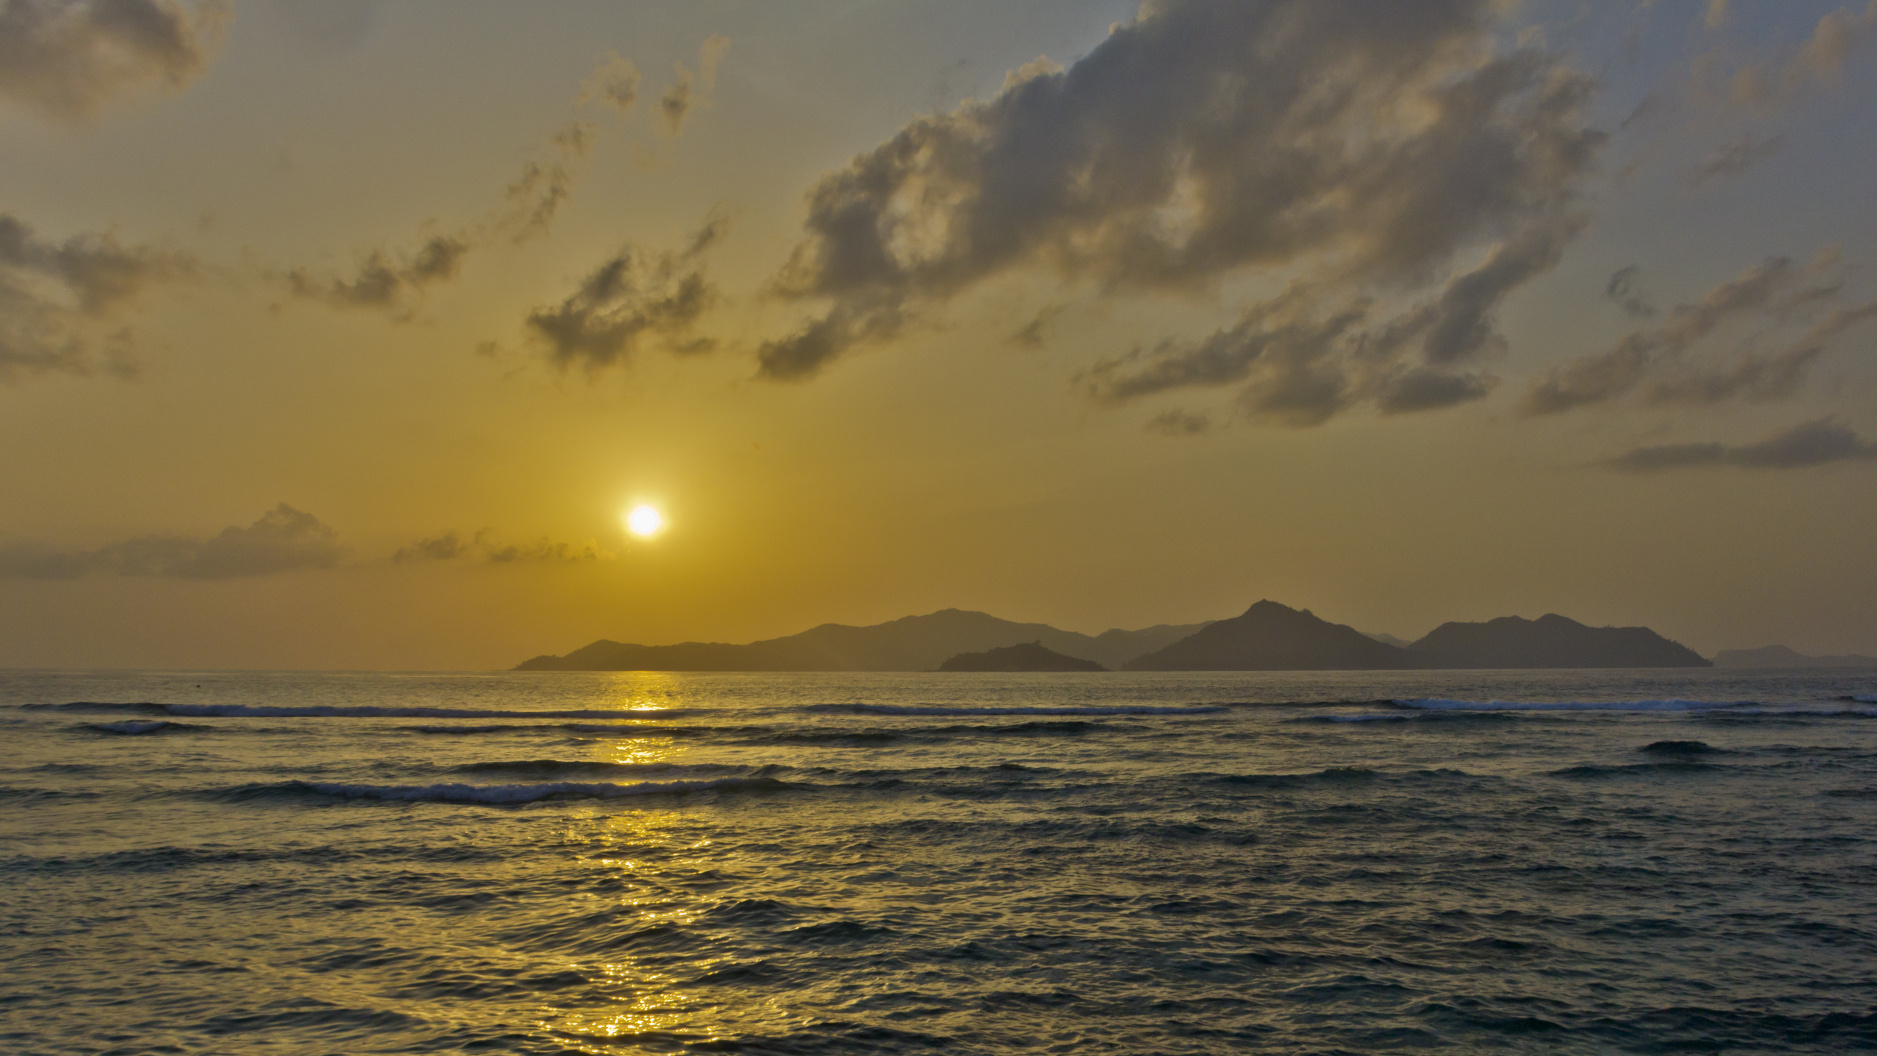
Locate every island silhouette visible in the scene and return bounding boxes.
[517,600,1712,672]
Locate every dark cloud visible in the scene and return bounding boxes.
[1603,417,1877,472]
[659,35,729,136]
[1605,265,1655,318]
[1521,255,1872,415]
[525,215,724,371]
[0,211,189,381]
[1692,132,1784,185]
[285,235,467,317]
[1145,409,1211,436]
[0,504,343,579]
[757,0,1599,428]
[0,0,227,119]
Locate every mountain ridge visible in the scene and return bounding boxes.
[516,602,1717,672]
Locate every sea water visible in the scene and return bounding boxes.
[4,668,1876,1054]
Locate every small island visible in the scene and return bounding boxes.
[938,641,1107,672]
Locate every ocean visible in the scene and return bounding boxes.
[4,668,1876,1054]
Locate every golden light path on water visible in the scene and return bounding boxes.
[538,671,738,1046]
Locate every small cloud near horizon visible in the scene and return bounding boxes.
[1601,417,1877,472]
[0,504,343,579]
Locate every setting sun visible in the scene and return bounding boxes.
[624,505,664,537]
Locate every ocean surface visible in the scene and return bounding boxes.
[5,668,1877,1055]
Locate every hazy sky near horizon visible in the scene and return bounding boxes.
[3,0,1876,669]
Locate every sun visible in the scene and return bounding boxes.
[624,505,664,538]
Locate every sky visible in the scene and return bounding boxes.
[2,0,1875,670]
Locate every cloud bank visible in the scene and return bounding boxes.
[0,0,227,119]
[756,0,1600,427]
[1604,417,1877,471]
[0,504,342,579]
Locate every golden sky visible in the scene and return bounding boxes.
[3,0,1876,669]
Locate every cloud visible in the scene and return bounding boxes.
[391,530,468,564]
[1691,131,1784,185]
[285,234,467,317]
[1603,417,1877,471]
[0,504,343,579]
[1605,265,1655,318]
[497,121,593,243]
[1522,255,1869,414]
[283,118,595,317]
[579,51,640,115]
[1703,0,1731,31]
[0,211,190,382]
[755,0,1599,427]
[659,34,729,136]
[1728,1,1877,110]
[525,214,724,370]
[0,0,227,119]
[1145,409,1211,436]
[392,529,612,564]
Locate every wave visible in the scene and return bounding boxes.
[443,759,756,780]
[1638,740,1732,756]
[83,720,206,735]
[223,775,794,805]
[807,703,1228,716]
[1550,761,1729,778]
[30,702,696,721]
[1396,697,1759,713]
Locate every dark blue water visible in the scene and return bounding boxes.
[4,669,1877,1054]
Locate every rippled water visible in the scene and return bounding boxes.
[5,668,1877,1054]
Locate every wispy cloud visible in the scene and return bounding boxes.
[658,34,729,136]
[1727,1,1877,111]
[1691,131,1784,185]
[1523,252,1869,415]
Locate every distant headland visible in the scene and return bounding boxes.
[515,600,1713,672]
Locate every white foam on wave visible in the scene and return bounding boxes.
[1398,698,1751,712]
[164,704,684,721]
[1397,697,1877,715]
[821,704,1228,717]
[286,776,783,804]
